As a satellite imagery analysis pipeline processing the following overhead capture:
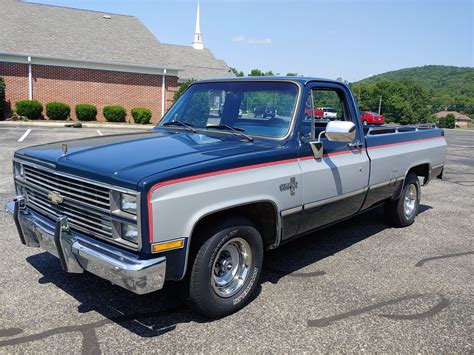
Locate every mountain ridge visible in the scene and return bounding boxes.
[355,65,473,116]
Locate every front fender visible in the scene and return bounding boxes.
[147,159,302,244]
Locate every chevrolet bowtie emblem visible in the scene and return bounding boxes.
[47,191,64,204]
[62,143,68,155]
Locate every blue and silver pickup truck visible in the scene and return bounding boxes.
[7,77,447,318]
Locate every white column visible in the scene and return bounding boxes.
[161,69,167,118]
[28,56,32,100]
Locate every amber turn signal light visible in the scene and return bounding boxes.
[151,239,184,253]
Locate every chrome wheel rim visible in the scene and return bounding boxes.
[404,184,417,218]
[211,237,252,298]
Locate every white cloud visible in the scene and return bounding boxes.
[247,37,272,45]
[232,35,246,43]
[232,35,272,45]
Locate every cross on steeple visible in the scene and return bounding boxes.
[192,0,204,50]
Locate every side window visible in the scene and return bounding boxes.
[312,89,347,122]
[301,87,352,137]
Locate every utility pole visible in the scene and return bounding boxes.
[378,95,382,115]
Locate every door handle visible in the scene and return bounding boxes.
[348,140,363,149]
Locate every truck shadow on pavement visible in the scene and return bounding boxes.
[261,204,431,283]
[0,204,434,350]
[0,252,212,351]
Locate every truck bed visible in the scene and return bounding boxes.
[361,125,447,209]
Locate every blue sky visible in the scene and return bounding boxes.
[33,0,473,81]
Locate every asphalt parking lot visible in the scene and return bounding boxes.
[0,125,473,353]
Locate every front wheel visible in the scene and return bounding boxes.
[363,120,368,126]
[384,172,420,227]
[185,218,263,318]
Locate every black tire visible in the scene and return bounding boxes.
[185,217,263,318]
[384,172,421,227]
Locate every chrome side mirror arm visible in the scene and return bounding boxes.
[309,130,325,159]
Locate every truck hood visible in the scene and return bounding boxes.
[15,130,271,190]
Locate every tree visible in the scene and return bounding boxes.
[445,114,456,129]
[230,67,244,77]
[286,73,298,77]
[173,79,195,102]
[351,79,432,124]
[249,69,264,77]
[437,114,455,129]
[357,65,474,117]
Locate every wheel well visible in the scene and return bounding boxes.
[190,201,279,251]
[407,163,430,184]
[393,163,430,200]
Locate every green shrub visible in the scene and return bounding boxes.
[438,113,456,129]
[45,102,70,120]
[103,105,126,122]
[131,107,152,124]
[445,114,456,129]
[75,104,97,121]
[0,77,5,118]
[16,100,43,119]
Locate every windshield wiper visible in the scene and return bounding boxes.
[162,120,196,133]
[205,124,253,142]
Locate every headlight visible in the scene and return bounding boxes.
[120,193,137,215]
[13,162,24,178]
[122,223,138,244]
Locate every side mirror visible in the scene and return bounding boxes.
[308,121,357,159]
[325,121,356,143]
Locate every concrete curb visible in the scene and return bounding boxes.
[0,120,152,129]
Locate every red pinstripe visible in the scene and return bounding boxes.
[366,136,444,150]
[146,135,444,242]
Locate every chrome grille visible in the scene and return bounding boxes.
[23,165,110,210]
[21,165,114,240]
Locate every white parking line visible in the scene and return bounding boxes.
[448,144,474,148]
[18,128,32,142]
[97,130,103,136]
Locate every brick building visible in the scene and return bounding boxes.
[0,0,233,123]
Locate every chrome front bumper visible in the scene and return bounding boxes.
[6,197,166,295]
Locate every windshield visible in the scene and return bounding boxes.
[158,81,299,138]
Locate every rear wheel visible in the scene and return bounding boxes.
[185,218,263,318]
[384,172,420,227]
[363,120,368,126]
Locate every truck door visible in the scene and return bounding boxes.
[296,83,370,235]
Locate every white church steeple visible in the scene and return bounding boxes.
[192,0,204,50]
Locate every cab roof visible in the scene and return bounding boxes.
[197,76,346,86]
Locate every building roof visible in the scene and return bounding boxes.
[158,43,232,81]
[0,0,232,80]
[434,111,472,122]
